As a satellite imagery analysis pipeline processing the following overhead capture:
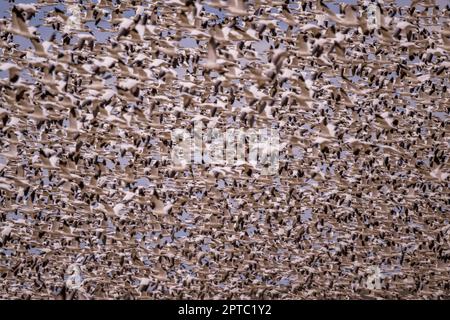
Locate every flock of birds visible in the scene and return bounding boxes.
[0,0,449,300]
